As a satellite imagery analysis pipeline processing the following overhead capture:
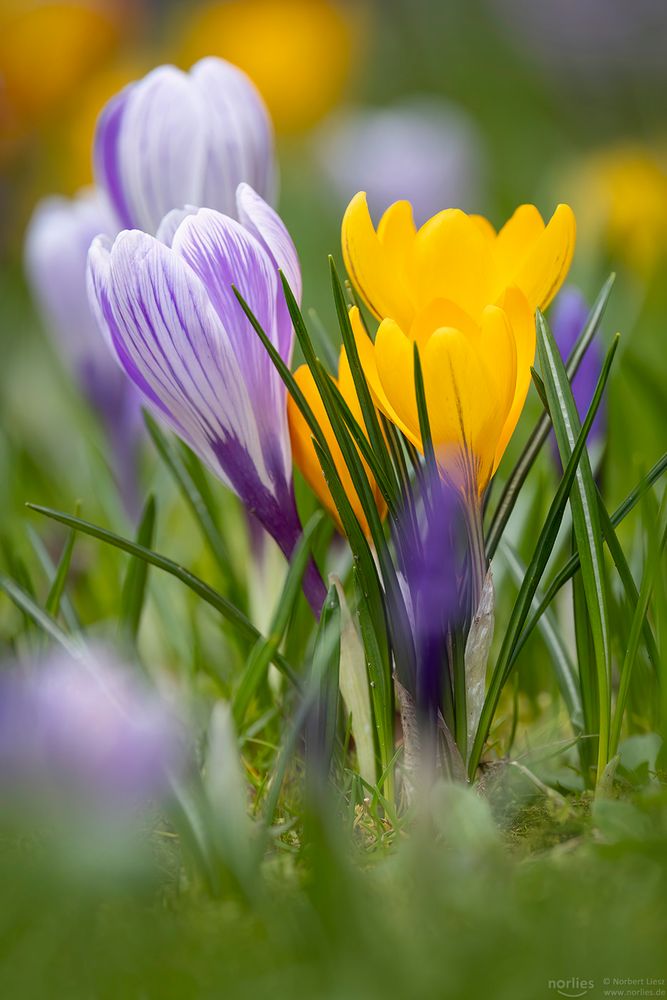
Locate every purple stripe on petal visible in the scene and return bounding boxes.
[170,208,292,484]
[94,88,135,230]
[190,57,276,214]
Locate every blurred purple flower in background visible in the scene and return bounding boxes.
[95,57,276,235]
[88,184,326,612]
[24,189,143,516]
[552,287,605,453]
[0,646,184,817]
[314,97,485,224]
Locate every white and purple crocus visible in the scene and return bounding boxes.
[88,184,326,612]
[94,57,275,235]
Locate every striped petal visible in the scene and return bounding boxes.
[88,230,300,555]
[94,58,276,236]
[95,66,208,235]
[170,207,291,478]
[191,58,276,213]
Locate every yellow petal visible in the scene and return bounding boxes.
[422,327,505,492]
[410,208,495,317]
[492,286,536,471]
[374,318,421,444]
[288,364,370,536]
[349,307,420,447]
[377,199,417,277]
[494,204,545,276]
[342,192,415,329]
[470,214,497,241]
[409,298,479,348]
[495,204,576,311]
[477,304,517,425]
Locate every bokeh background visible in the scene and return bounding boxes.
[1,4,667,997]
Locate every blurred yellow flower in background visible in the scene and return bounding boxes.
[343,194,575,495]
[569,144,667,278]
[178,0,359,134]
[288,348,386,536]
[0,1,119,136]
[60,62,148,192]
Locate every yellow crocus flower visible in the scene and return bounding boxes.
[288,348,386,536]
[342,193,576,495]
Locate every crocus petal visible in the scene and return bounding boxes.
[375,318,421,438]
[507,204,577,311]
[492,285,536,471]
[236,182,300,364]
[410,208,495,316]
[116,67,208,235]
[191,58,276,213]
[89,229,298,552]
[348,306,418,445]
[422,327,504,492]
[236,182,301,305]
[342,192,416,330]
[94,58,276,235]
[156,206,198,248]
[287,356,383,537]
[376,199,417,281]
[94,86,135,230]
[170,207,291,478]
[25,189,118,366]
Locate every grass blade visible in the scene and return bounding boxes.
[144,412,240,599]
[44,526,76,620]
[515,455,667,659]
[329,258,399,500]
[26,503,299,687]
[233,511,324,727]
[486,274,615,558]
[119,494,156,644]
[0,576,82,655]
[468,333,619,779]
[536,309,612,780]
[610,492,667,755]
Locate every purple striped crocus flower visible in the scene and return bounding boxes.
[25,189,142,516]
[552,286,605,452]
[88,183,326,612]
[94,57,275,235]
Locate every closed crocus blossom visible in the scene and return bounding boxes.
[94,56,275,235]
[343,193,576,495]
[25,188,142,515]
[88,184,325,612]
[288,348,386,536]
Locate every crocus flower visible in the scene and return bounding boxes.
[24,188,142,515]
[88,184,326,612]
[551,287,605,451]
[0,646,183,816]
[288,347,386,536]
[314,97,485,225]
[343,194,576,497]
[94,56,275,235]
